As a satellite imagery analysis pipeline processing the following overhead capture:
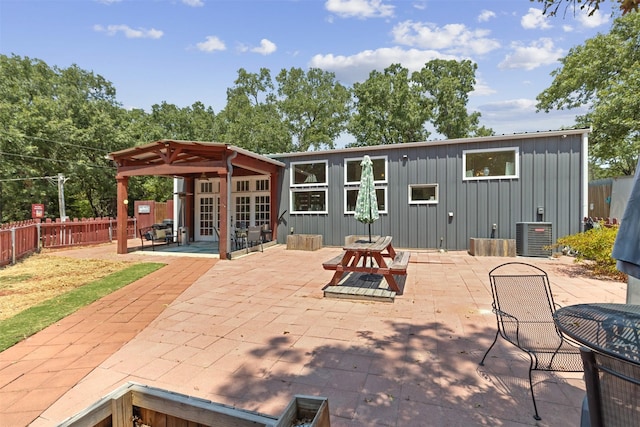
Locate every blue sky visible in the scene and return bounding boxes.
[0,0,616,144]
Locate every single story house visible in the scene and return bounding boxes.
[109,128,589,257]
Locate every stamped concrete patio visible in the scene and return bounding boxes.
[2,242,628,426]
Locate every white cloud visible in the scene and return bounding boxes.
[498,38,564,70]
[196,35,226,52]
[471,77,496,96]
[392,20,500,56]
[309,46,456,84]
[182,0,204,6]
[563,24,574,32]
[97,0,122,4]
[577,9,609,28]
[325,0,394,18]
[521,8,552,30]
[478,10,496,23]
[250,39,277,55]
[93,24,163,39]
[476,98,583,134]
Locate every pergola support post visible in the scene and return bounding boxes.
[116,177,129,254]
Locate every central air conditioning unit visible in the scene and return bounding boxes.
[516,222,553,257]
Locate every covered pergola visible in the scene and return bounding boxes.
[108,140,284,258]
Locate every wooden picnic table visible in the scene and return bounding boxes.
[322,236,410,293]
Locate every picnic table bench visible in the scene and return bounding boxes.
[139,225,177,251]
[322,236,410,293]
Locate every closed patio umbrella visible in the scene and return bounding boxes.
[354,155,379,243]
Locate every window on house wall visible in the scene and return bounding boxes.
[255,179,269,191]
[344,156,387,184]
[343,156,388,214]
[463,147,518,179]
[200,181,214,193]
[290,160,328,214]
[344,188,387,213]
[409,184,439,204]
[291,189,328,214]
[291,161,328,186]
[236,180,250,192]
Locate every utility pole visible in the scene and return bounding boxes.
[46,173,69,221]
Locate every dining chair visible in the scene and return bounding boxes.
[479,262,583,420]
[246,225,263,253]
[580,347,640,427]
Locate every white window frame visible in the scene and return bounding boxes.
[290,188,329,214]
[344,155,388,185]
[462,147,519,180]
[290,160,329,187]
[409,184,439,205]
[344,187,388,215]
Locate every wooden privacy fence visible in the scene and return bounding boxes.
[0,217,137,267]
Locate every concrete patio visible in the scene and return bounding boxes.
[1,242,627,426]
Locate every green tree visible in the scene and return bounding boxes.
[413,59,492,139]
[215,68,291,154]
[536,12,640,177]
[349,64,431,146]
[276,67,351,151]
[0,55,125,221]
[533,0,639,16]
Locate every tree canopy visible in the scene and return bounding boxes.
[533,0,639,16]
[536,12,640,177]
[0,53,492,221]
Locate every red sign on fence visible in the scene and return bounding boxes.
[31,204,45,219]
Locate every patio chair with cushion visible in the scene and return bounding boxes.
[246,225,263,253]
[479,262,583,420]
[580,347,640,427]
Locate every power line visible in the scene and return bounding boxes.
[0,129,111,153]
[0,175,60,183]
[0,150,115,169]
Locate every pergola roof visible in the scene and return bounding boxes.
[108,140,284,179]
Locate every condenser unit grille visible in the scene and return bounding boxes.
[516,222,552,257]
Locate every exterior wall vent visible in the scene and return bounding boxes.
[516,222,553,257]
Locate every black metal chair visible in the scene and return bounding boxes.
[479,262,583,420]
[580,347,640,427]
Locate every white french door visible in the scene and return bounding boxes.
[195,179,219,242]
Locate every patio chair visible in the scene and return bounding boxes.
[580,347,640,427]
[479,262,583,420]
[246,225,263,253]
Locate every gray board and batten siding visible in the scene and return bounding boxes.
[270,128,589,252]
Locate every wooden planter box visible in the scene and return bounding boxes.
[286,234,323,251]
[58,382,330,427]
[468,238,516,257]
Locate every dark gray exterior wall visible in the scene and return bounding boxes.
[271,129,589,250]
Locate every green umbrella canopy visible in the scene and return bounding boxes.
[354,155,379,234]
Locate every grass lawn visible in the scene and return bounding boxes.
[0,254,164,352]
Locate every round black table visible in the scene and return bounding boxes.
[553,303,640,365]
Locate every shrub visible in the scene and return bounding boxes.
[555,224,625,281]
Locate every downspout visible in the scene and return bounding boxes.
[581,130,590,228]
[227,149,238,258]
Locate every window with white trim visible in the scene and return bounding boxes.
[344,156,387,184]
[291,189,328,214]
[463,147,518,179]
[409,184,439,204]
[291,161,328,186]
[343,156,388,214]
[290,160,328,214]
[344,188,387,213]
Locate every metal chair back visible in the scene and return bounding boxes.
[479,262,583,420]
[246,226,263,252]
